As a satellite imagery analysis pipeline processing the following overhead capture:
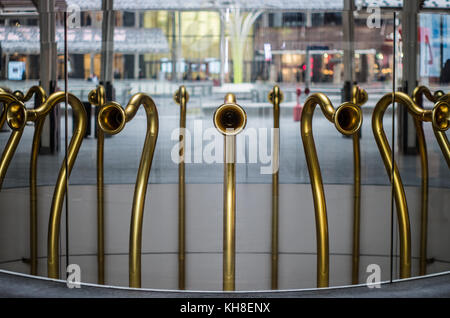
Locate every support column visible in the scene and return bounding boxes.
[134,11,140,79]
[400,0,420,154]
[220,14,226,85]
[90,52,95,77]
[38,0,58,154]
[305,49,311,89]
[342,0,355,102]
[100,0,114,100]
[177,11,182,81]
[3,54,9,80]
[171,11,177,82]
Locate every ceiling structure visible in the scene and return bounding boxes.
[0,0,67,12]
[0,0,448,12]
[63,0,449,11]
[0,26,169,54]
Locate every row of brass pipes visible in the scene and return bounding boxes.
[0,84,448,290]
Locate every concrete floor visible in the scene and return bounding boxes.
[0,269,449,297]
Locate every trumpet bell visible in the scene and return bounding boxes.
[356,88,368,105]
[6,101,27,131]
[214,96,247,136]
[432,101,449,132]
[268,85,284,104]
[334,102,362,136]
[174,86,189,105]
[98,102,126,135]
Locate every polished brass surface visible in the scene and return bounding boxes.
[0,88,13,130]
[372,91,443,279]
[88,85,106,284]
[14,86,47,276]
[350,85,367,285]
[432,93,450,167]
[411,85,444,276]
[174,86,189,290]
[214,93,247,291]
[301,93,362,288]
[6,91,87,279]
[268,85,283,290]
[0,92,24,191]
[97,93,159,288]
[0,104,6,131]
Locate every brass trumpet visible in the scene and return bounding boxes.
[88,85,106,284]
[350,85,368,285]
[301,93,362,288]
[174,86,189,290]
[97,93,159,288]
[7,91,87,279]
[214,93,247,291]
[13,86,47,276]
[268,85,283,290]
[411,86,446,276]
[371,91,450,279]
[431,93,450,167]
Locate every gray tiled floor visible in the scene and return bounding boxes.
[1,96,449,189]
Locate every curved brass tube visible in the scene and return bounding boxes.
[6,91,88,279]
[214,93,247,291]
[432,93,450,168]
[13,86,47,276]
[97,93,159,288]
[301,93,362,288]
[88,85,106,284]
[7,91,87,278]
[0,93,24,191]
[350,85,368,285]
[174,86,189,290]
[268,85,283,290]
[411,85,444,276]
[0,88,13,130]
[372,91,445,279]
[0,104,6,131]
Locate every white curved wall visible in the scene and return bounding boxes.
[0,183,449,290]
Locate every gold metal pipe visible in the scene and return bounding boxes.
[371,91,447,279]
[0,93,24,191]
[432,93,450,168]
[6,91,88,279]
[0,103,6,131]
[268,85,283,290]
[301,93,362,288]
[174,86,189,290]
[7,91,87,278]
[213,93,247,291]
[0,88,13,130]
[88,85,106,284]
[350,85,368,285]
[97,93,159,288]
[13,86,47,276]
[410,86,445,276]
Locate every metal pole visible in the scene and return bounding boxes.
[220,13,225,85]
[400,0,420,154]
[38,0,57,153]
[342,0,355,102]
[100,0,114,99]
